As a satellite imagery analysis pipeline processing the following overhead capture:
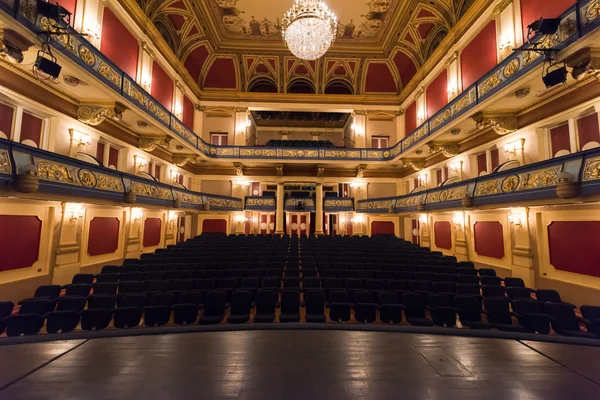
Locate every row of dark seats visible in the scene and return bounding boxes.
[265,139,335,148]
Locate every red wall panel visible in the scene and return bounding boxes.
[108,146,119,169]
[20,112,43,147]
[491,148,500,170]
[477,153,487,175]
[577,113,600,148]
[204,58,237,89]
[434,221,452,249]
[182,96,194,130]
[0,215,42,272]
[393,51,418,89]
[364,63,397,93]
[151,61,174,111]
[371,221,395,235]
[461,20,497,90]
[101,8,139,79]
[550,123,571,156]
[548,221,600,278]
[143,218,162,247]
[202,219,227,233]
[96,142,105,163]
[474,221,505,259]
[426,70,448,118]
[520,0,573,41]
[0,102,14,139]
[88,217,120,256]
[405,101,417,136]
[184,45,210,84]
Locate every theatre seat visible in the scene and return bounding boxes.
[253,289,277,323]
[227,290,252,323]
[143,293,175,327]
[305,290,326,323]
[279,290,300,322]
[455,295,492,329]
[378,292,402,324]
[580,305,600,336]
[0,301,14,334]
[354,291,377,323]
[6,299,53,337]
[545,302,598,338]
[427,293,456,327]
[45,296,86,334]
[113,294,145,328]
[401,293,433,326]
[329,291,351,322]
[81,295,116,331]
[510,299,550,334]
[483,298,525,332]
[172,292,202,325]
[199,291,227,325]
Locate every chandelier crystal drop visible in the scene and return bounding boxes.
[282,0,338,61]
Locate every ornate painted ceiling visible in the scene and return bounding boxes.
[131,0,479,96]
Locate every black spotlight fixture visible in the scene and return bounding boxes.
[34,48,62,80]
[542,64,568,88]
[37,0,72,25]
[527,17,562,40]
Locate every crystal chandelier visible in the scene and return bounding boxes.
[282,0,338,61]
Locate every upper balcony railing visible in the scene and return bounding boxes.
[0,139,243,211]
[0,2,597,162]
[356,147,600,213]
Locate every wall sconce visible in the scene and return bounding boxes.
[352,214,364,224]
[234,180,251,189]
[69,129,91,150]
[450,161,463,174]
[452,211,464,228]
[168,210,177,222]
[419,214,427,225]
[418,173,427,187]
[350,181,365,190]
[83,23,101,44]
[417,111,426,125]
[504,138,525,161]
[169,170,181,184]
[498,34,514,53]
[131,208,143,223]
[174,104,183,119]
[141,77,152,92]
[235,213,246,224]
[447,83,457,98]
[351,123,364,136]
[508,211,526,227]
[134,155,147,171]
[65,203,84,225]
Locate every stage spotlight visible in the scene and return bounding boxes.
[528,18,561,38]
[34,49,62,80]
[542,66,567,88]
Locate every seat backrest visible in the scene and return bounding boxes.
[0,301,14,319]
[19,299,53,315]
[345,278,363,289]
[402,292,425,309]
[481,285,505,298]
[261,277,280,289]
[178,291,202,305]
[120,281,145,293]
[101,265,120,274]
[354,291,374,304]
[457,267,477,276]
[387,280,406,291]
[121,272,144,281]
[256,289,277,312]
[204,291,227,316]
[378,292,398,305]
[504,277,525,288]
[196,279,216,290]
[230,290,252,314]
[305,290,325,313]
[536,289,562,304]
[72,273,94,285]
[432,282,455,293]
[581,305,600,322]
[483,297,510,316]
[241,278,259,288]
[456,283,480,295]
[34,285,61,299]
[66,284,91,297]
[512,298,543,314]
[324,278,341,289]
[480,276,502,286]
[427,293,451,308]
[478,268,497,277]
[507,287,531,300]
[150,292,176,307]
[455,295,481,312]
[329,290,349,304]
[545,302,580,331]
[303,277,321,289]
[366,279,384,290]
[120,294,146,309]
[281,290,300,313]
[56,296,87,312]
[218,278,237,289]
[87,294,117,309]
[96,273,119,283]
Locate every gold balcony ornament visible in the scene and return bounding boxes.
[472,112,518,135]
[138,137,171,152]
[282,0,337,60]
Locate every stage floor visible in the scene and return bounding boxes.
[1,331,599,399]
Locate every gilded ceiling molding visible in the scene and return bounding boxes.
[77,105,116,126]
[138,137,171,152]
[317,165,325,178]
[205,107,235,117]
[493,0,513,15]
[173,155,198,167]
[472,112,518,135]
[427,142,460,158]
[233,163,245,176]
[356,165,367,178]
[403,160,426,171]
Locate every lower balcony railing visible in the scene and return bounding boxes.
[357,148,600,213]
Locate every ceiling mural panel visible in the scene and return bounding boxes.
[131,0,482,92]
[210,0,397,42]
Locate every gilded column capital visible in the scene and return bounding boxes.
[472,112,518,135]
[427,142,460,158]
[173,155,198,167]
[77,104,116,126]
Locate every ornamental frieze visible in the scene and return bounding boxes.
[207,197,243,209]
[0,149,11,174]
[516,166,561,191]
[582,155,600,181]
[176,191,202,205]
[402,124,429,151]
[246,197,276,207]
[396,195,422,208]
[474,179,503,197]
[35,158,80,186]
[285,198,315,207]
[323,199,353,208]
[129,181,172,200]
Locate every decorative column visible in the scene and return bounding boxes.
[234,107,249,146]
[453,211,470,262]
[194,106,204,137]
[52,202,85,285]
[275,183,285,234]
[315,183,324,235]
[351,112,366,148]
[510,208,536,287]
